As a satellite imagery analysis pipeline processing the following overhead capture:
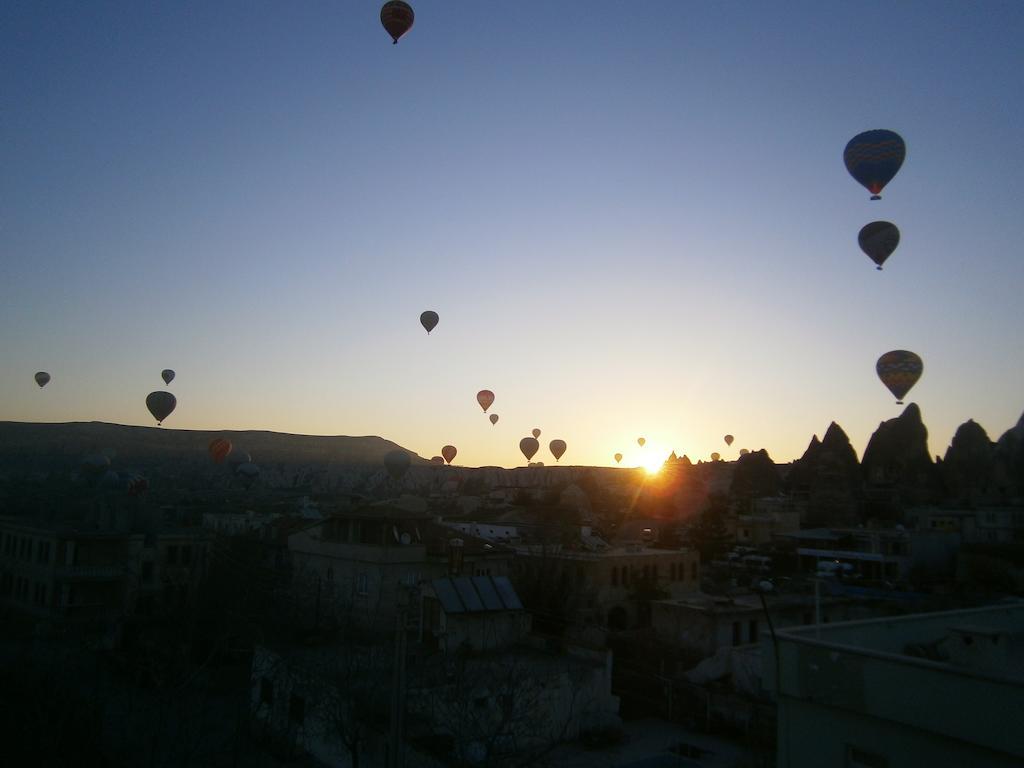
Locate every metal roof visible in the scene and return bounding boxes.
[429,574,524,614]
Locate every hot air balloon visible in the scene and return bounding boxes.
[380,1,414,44]
[430,455,445,465]
[420,311,439,334]
[209,438,233,464]
[549,439,567,461]
[236,462,261,485]
[383,450,411,481]
[844,129,906,200]
[637,437,646,448]
[228,451,252,468]
[477,390,495,412]
[519,437,539,462]
[876,350,923,404]
[532,428,541,439]
[739,448,750,456]
[724,435,734,446]
[858,221,900,270]
[441,445,458,465]
[490,414,499,425]
[34,372,50,388]
[711,452,721,462]
[614,453,623,464]
[161,369,175,385]
[145,391,177,425]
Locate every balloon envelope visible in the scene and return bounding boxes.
[34,372,50,388]
[430,456,445,465]
[858,221,900,270]
[519,437,540,461]
[549,439,567,461]
[844,129,906,200]
[532,428,541,439]
[145,391,177,425]
[711,452,721,461]
[876,350,923,403]
[637,437,646,448]
[161,369,175,385]
[739,448,750,456]
[209,438,233,464]
[237,462,260,479]
[380,1,414,44]
[441,445,458,465]
[476,390,495,412]
[724,435,734,446]
[383,450,411,481]
[420,311,439,334]
[489,414,499,425]
[614,453,623,464]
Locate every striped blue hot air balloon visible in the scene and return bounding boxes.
[844,130,906,200]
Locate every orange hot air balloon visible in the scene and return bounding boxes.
[532,428,541,439]
[876,350,923,404]
[477,390,495,412]
[519,437,539,462]
[724,435,734,446]
[637,437,646,448]
[710,452,721,461]
[441,445,458,465]
[490,414,499,425]
[614,453,623,464]
[549,439,567,461]
[209,438,233,464]
[380,1,414,44]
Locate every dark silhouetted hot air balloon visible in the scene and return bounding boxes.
[34,372,50,388]
[228,451,252,468]
[477,390,495,412]
[490,414,499,425]
[420,311,439,334]
[637,437,646,448]
[739,448,750,456]
[146,391,176,425]
[441,445,458,465]
[532,428,541,439]
[711,452,721,461]
[844,130,906,200]
[380,1,414,44]
[549,439,567,461]
[724,435,734,446]
[876,350,923,404]
[237,462,260,485]
[430,455,444,465]
[209,438,233,464]
[614,453,623,464]
[161,369,175,385]
[384,450,411,481]
[858,221,900,270]
[519,437,539,462]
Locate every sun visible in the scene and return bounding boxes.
[641,456,664,476]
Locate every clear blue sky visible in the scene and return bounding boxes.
[3,1,1023,468]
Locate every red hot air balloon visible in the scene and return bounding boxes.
[532,428,541,439]
[477,390,495,412]
[430,456,445,465]
[380,1,414,44]
[519,437,539,462]
[489,414,499,425]
[35,372,51,388]
[441,445,458,465]
[420,311,439,334]
[724,435,734,446]
[876,350,923,404]
[549,439,567,461]
[146,391,177,425]
[209,438,233,464]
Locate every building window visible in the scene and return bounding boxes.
[326,567,334,582]
[846,746,888,768]
[356,573,369,596]
[652,564,659,581]
[288,694,305,725]
[669,563,676,580]
[181,546,192,565]
[611,567,619,586]
[748,620,759,643]
[732,621,741,646]
[37,542,51,564]
[166,545,178,565]
[141,562,154,582]
[690,562,698,580]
